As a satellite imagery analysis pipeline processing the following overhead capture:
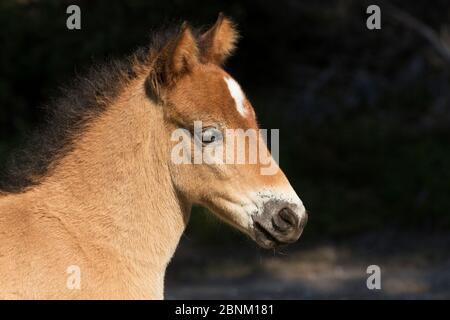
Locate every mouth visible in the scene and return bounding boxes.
[253,220,289,249]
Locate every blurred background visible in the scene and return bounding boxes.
[1,0,449,299]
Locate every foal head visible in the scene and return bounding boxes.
[147,15,307,249]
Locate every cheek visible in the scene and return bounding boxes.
[169,158,223,200]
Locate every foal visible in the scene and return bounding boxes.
[0,15,307,299]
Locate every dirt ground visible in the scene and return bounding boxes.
[165,231,450,299]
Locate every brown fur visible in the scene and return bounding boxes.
[199,13,239,65]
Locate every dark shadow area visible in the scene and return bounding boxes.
[167,230,450,299]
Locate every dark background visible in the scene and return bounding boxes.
[1,0,449,298]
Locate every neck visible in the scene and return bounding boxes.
[31,79,190,295]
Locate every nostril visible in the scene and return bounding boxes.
[272,213,290,232]
[279,207,299,227]
[272,207,298,232]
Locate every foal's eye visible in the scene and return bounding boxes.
[201,127,222,145]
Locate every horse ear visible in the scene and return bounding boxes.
[166,23,199,77]
[147,23,199,97]
[199,13,239,65]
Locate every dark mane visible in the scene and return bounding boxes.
[0,24,192,193]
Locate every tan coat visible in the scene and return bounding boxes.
[0,15,307,299]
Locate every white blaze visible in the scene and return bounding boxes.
[224,76,247,117]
